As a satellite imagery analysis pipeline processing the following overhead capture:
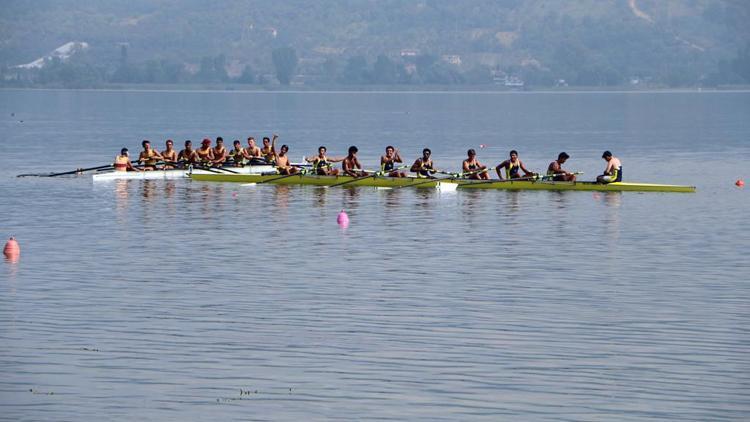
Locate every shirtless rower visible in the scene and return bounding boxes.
[495,150,536,180]
[410,148,436,178]
[161,139,178,169]
[114,148,139,172]
[212,137,228,166]
[462,148,490,180]
[381,146,406,177]
[260,136,276,164]
[306,146,343,176]
[195,138,215,165]
[342,146,367,177]
[178,140,199,167]
[138,140,163,171]
[229,140,246,167]
[596,150,622,184]
[273,144,300,175]
[547,152,576,181]
[245,137,263,163]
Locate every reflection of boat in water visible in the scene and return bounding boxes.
[189,173,696,193]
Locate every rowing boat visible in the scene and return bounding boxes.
[189,173,695,192]
[92,165,276,181]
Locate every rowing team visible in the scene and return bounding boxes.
[114,136,623,183]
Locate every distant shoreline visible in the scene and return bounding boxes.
[2,83,750,94]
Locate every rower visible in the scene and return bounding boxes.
[245,137,263,164]
[306,146,342,176]
[342,146,367,177]
[496,150,535,180]
[178,140,198,167]
[260,136,276,164]
[195,138,215,165]
[161,139,178,169]
[138,140,163,171]
[230,140,246,167]
[212,137,228,166]
[381,146,406,177]
[462,148,490,180]
[274,144,300,175]
[114,148,139,172]
[410,148,436,178]
[547,152,576,181]
[596,150,622,184]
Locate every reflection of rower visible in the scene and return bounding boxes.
[138,140,163,171]
[462,148,490,180]
[410,148,436,178]
[114,148,139,172]
[597,150,622,184]
[495,150,535,180]
[381,146,406,177]
[306,146,343,175]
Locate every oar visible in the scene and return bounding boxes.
[324,166,408,188]
[241,167,307,186]
[17,163,114,178]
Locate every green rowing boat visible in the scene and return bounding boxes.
[189,173,695,193]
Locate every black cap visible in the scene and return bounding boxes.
[121,148,129,154]
[602,150,612,158]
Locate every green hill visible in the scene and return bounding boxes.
[2,0,749,87]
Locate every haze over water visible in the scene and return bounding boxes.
[1,89,748,420]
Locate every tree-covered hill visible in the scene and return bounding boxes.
[2,0,749,87]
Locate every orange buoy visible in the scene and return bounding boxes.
[736,179,745,187]
[4,236,20,258]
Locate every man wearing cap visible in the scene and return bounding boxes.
[547,152,576,181]
[597,151,622,184]
[196,138,215,165]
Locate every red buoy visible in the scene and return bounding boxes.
[3,237,20,260]
[736,179,745,187]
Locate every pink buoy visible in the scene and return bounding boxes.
[736,179,744,187]
[337,210,349,228]
[4,237,20,260]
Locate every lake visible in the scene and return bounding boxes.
[1,89,748,420]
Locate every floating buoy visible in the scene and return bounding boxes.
[4,237,20,260]
[736,179,744,187]
[337,210,349,228]
[479,144,487,148]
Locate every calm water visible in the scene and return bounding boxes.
[1,89,748,421]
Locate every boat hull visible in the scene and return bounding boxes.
[190,173,441,188]
[92,165,276,181]
[189,173,695,192]
[457,180,696,193]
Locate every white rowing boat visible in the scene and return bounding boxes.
[91,165,277,181]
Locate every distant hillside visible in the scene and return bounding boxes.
[2,0,749,87]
